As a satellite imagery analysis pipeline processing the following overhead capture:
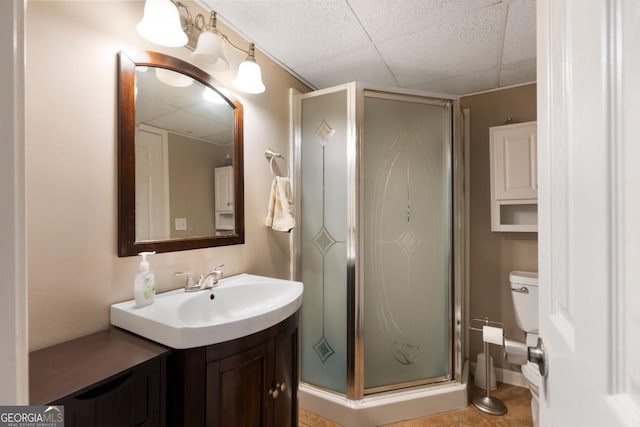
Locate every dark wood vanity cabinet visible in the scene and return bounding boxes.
[55,358,164,427]
[29,328,169,427]
[169,312,299,427]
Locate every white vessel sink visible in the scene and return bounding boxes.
[110,274,303,349]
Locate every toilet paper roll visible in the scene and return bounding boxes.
[482,325,503,345]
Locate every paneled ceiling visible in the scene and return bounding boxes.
[136,68,234,145]
[200,0,536,95]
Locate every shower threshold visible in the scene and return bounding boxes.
[298,361,469,427]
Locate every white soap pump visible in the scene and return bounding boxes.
[134,251,156,307]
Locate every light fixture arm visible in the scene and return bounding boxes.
[170,3,255,58]
[172,1,193,31]
[221,37,255,59]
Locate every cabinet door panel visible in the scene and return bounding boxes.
[59,358,163,427]
[206,342,274,427]
[491,123,537,200]
[274,327,298,427]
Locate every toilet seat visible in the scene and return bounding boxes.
[521,361,540,396]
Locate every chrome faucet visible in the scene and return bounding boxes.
[175,271,198,292]
[175,264,224,292]
[198,264,225,290]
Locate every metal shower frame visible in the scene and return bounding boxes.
[291,82,466,400]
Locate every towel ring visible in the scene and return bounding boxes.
[265,149,290,178]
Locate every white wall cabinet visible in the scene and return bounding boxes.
[489,121,537,232]
[214,166,234,233]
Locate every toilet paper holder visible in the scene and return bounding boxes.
[469,317,503,333]
[468,318,508,416]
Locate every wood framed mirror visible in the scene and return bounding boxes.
[118,50,244,256]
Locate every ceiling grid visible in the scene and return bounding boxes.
[202,0,536,94]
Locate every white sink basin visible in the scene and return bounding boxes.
[110,274,303,349]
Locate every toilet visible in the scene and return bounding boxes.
[509,271,540,427]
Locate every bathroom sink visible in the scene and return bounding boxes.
[110,274,303,349]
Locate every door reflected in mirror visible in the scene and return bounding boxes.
[118,51,244,256]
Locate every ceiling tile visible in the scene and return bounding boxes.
[198,0,537,94]
[294,45,398,88]
[205,0,371,68]
[148,110,218,141]
[377,3,505,87]
[410,67,498,95]
[348,0,501,43]
[499,57,536,86]
[502,0,536,64]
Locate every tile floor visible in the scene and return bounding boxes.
[299,382,533,427]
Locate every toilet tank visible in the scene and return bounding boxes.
[509,271,539,333]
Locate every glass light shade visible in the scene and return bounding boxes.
[155,68,194,87]
[192,30,229,72]
[137,0,188,47]
[232,60,266,94]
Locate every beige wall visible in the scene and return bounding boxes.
[461,84,538,371]
[26,1,308,350]
[167,133,224,239]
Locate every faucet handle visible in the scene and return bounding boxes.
[175,272,196,290]
[211,264,224,279]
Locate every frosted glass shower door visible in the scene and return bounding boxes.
[363,93,452,392]
[299,88,351,394]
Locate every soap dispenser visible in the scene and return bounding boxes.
[134,251,156,307]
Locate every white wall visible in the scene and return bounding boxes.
[0,0,28,404]
[26,1,308,351]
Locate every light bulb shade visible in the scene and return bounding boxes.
[232,60,265,94]
[137,0,188,47]
[155,68,194,87]
[192,30,229,72]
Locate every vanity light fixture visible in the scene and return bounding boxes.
[232,44,266,94]
[191,12,229,72]
[136,0,188,47]
[137,0,266,94]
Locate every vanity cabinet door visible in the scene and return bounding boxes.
[205,341,274,427]
[57,357,164,427]
[170,313,299,427]
[273,323,298,427]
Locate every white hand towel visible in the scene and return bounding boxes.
[265,176,296,232]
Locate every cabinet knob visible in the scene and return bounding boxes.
[269,382,286,399]
[269,387,279,399]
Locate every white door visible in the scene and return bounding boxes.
[537,0,640,425]
[135,124,170,241]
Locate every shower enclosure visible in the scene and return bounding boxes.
[292,83,467,425]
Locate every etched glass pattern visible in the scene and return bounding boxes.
[300,90,348,393]
[362,96,451,390]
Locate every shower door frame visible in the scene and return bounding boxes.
[292,83,465,401]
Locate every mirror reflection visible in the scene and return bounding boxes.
[135,67,236,242]
[118,50,244,257]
